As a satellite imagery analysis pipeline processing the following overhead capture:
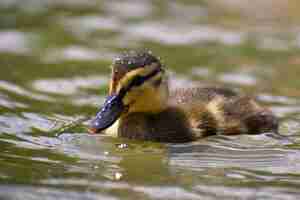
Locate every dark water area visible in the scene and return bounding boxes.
[1,0,300,199]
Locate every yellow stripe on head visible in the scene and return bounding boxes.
[116,63,162,93]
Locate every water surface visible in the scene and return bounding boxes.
[1,0,300,199]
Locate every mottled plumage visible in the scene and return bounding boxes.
[89,51,278,143]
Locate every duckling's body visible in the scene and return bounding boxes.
[114,87,277,143]
[89,51,278,143]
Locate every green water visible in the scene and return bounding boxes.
[1,0,300,199]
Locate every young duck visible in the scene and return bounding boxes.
[89,51,278,143]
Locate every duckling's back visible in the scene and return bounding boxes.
[170,87,278,137]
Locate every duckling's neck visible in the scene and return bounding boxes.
[123,80,169,114]
[105,82,169,137]
[116,107,194,142]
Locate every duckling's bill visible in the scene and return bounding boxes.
[89,94,125,134]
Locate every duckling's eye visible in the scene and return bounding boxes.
[131,68,162,88]
[129,76,145,88]
[121,68,162,95]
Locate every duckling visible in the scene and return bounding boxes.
[89,51,278,143]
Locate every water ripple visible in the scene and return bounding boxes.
[32,76,108,95]
[168,135,299,173]
[0,80,55,102]
[124,23,244,45]
[0,185,119,200]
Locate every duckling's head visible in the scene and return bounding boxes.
[89,51,168,133]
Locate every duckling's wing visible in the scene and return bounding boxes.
[171,86,230,102]
[169,87,278,136]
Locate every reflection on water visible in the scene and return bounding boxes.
[0,31,31,54]
[1,0,300,199]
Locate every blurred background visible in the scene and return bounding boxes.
[1,0,300,199]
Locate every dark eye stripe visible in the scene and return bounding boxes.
[119,68,162,98]
[132,68,162,87]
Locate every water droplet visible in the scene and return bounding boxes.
[115,172,123,180]
[116,143,128,149]
[93,165,99,169]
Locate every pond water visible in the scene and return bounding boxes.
[1,0,300,199]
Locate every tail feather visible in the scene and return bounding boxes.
[244,110,279,134]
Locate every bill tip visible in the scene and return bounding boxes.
[88,127,99,134]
